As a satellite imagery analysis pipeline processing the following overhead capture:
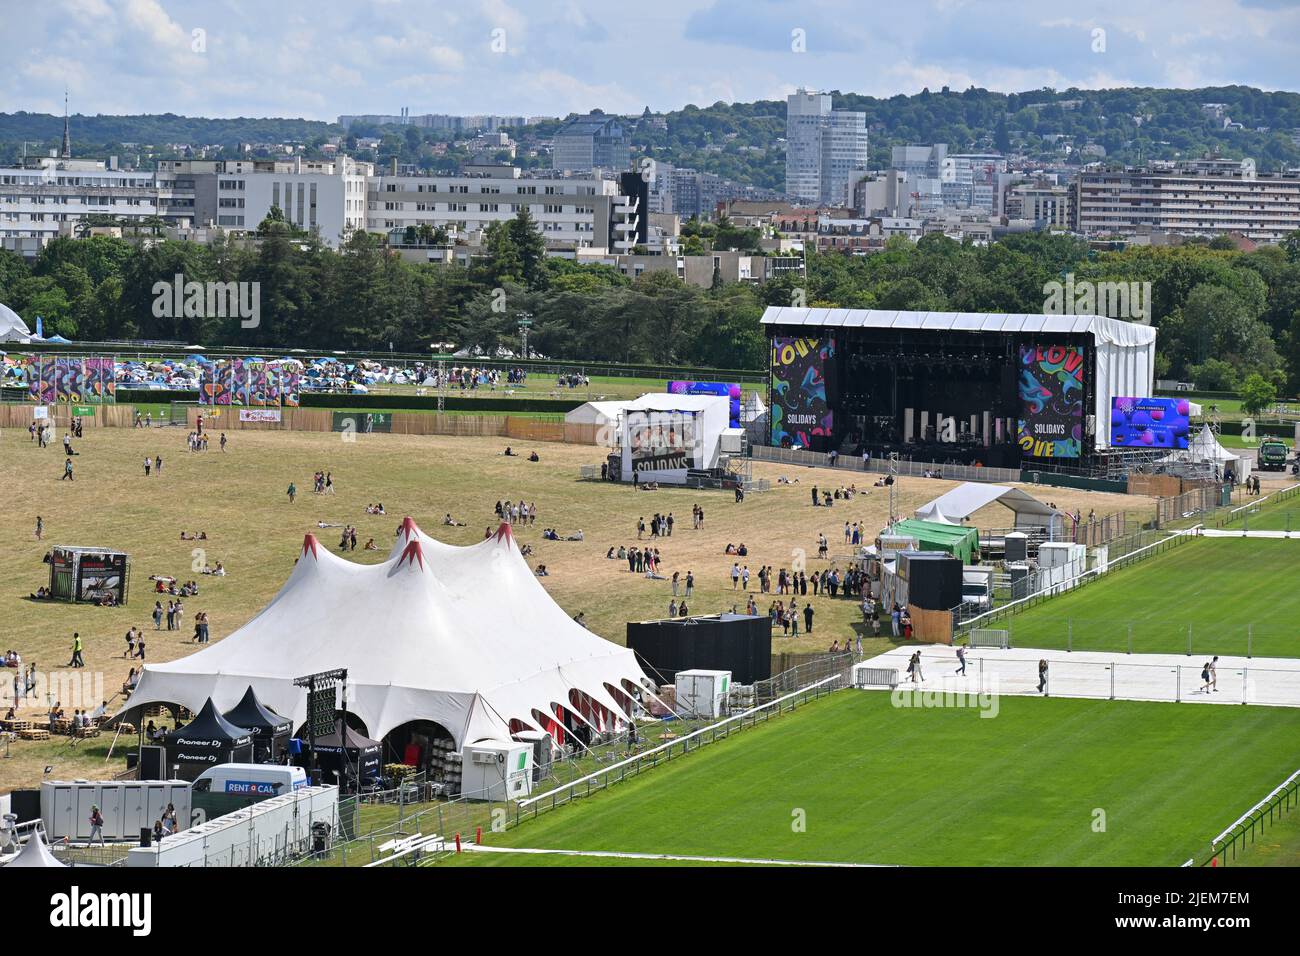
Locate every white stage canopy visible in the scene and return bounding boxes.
[121,519,651,749]
[916,482,1058,527]
[0,303,36,344]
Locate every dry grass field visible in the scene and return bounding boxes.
[0,423,1148,791]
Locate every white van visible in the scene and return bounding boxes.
[191,764,308,797]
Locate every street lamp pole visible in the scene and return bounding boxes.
[517,311,534,361]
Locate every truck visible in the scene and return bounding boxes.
[1257,438,1290,471]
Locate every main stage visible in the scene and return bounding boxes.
[764,308,1157,470]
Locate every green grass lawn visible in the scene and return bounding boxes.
[1004,537,1300,657]
[1223,805,1300,867]
[1215,488,1300,532]
[440,691,1300,867]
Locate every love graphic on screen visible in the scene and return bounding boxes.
[1017,344,1084,458]
[771,337,833,448]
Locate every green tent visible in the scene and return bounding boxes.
[888,519,979,564]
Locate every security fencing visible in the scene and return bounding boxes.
[748,444,1022,484]
[955,653,1300,708]
[1196,769,1300,867]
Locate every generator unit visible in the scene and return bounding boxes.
[674,669,731,719]
[459,741,532,802]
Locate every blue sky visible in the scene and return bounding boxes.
[4,0,1298,120]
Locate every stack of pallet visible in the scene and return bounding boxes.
[443,751,462,796]
[729,684,756,712]
[426,737,462,795]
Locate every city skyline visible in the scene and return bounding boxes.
[3,0,1299,121]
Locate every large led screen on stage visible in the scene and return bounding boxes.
[668,381,742,428]
[1017,344,1085,458]
[1110,396,1191,450]
[771,337,834,449]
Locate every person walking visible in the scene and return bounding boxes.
[1209,655,1219,693]
[685,571,694,599]
[34,515,43,540]
[731,563,740,589]
[890,604,901,638]
[62,457,74,481]
[68,632,84,669]
[1038,658,1049,695]
[741,566,750,591]
[956,645,967,676]
[912,651,924,683]
[144,456,151,477]
[1200,660,1212,694]
[220,432,227,452]
[88,805,105,847]
[286,481,297,504]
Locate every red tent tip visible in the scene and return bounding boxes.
[494,522,513,543]
[301,533,319,558]
[397,538,425,570]
[399,515,420,539]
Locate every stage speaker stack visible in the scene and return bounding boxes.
[903,555,963,611]
[627,614,772,684]
[1004,532,1028,562]
[904,408,914,444]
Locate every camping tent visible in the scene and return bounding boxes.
[122,519,651,750]
[0,303,35,344]
[915,483,1060,529]
[3,830,66,868]
[162,698,254,780]
[222,687,292,762]
[889,519,979,564]
[300,719,382,786]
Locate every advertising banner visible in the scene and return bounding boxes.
[239,408,282,423]
[770,336,834,449]
[668,381,742,428]
[624,409,699,481]
[76,552,128,604]
[1110,396,1191,449]
[1017,344,1085,458]
[331,412,391,433]
[39,359,58,405]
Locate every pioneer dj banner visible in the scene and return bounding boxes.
[1017,344,1085,458]
[771,336,834,449]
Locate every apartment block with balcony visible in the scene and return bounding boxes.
[1072,158,1300,242]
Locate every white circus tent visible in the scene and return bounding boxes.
[3,830,66,868]
[121,518,651,749]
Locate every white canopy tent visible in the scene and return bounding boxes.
[916,482,1060,528]
[121,519,651,749]
[0,303,36,344]
[1163,424,1251,483]
[564,400,631,428]
[3,830,66,868]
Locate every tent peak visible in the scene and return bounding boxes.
[397,515,420,541]
[302,533,320,559]
[396,538,426,571]
[494,522,513,544]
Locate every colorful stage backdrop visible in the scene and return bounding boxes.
[1017,344,1085,458]
[770,336,834,449]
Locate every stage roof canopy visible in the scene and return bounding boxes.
[915,483,1057,525]
[760,307,1156,346]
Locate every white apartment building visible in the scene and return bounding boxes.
[368,165,620,250]
[1073,158,1300,242]
[0,157,192,248]
[785,90,869,206]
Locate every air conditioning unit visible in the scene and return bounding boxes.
[471,751,502,766]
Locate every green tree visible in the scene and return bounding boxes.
[1240,372,1278,416]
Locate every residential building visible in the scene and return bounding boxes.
[785,89,869,206]
[1072,158,1300,242]
[369,165,622,252]
[0,155,195,253]
[552,113,630,173]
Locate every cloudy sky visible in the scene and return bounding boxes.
[4,0,1298,120]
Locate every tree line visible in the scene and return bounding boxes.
[2,214,1299,392]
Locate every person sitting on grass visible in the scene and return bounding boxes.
[443,514,465,527]
[503,446,516,457]
[566,529,585,541]
[534,564,549,576]
[542,528,560,541]
[528,451,540,462]
[363,538,379,551]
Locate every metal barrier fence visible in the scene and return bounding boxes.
[754,652,855,704]
[510,676,843,828]
[1000,617,1295,659]
[1197,769,1300,866]
[748,444,1021,484]
[957,526,1201,633]
[954,653,1300,708]
[1212,482,1300,530]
